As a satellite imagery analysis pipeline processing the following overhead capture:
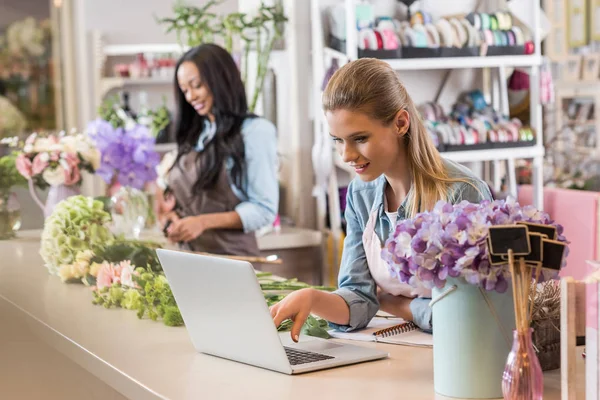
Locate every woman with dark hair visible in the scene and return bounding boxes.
[157,43,278,256]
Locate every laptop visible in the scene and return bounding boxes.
[156,249,389,374]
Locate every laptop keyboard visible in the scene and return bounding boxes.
[284,347,335,366]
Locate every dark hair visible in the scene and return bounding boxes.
[173,43,251,196]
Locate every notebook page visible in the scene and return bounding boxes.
[328,317,409,342]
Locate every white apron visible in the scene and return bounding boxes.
[362,210,431,298]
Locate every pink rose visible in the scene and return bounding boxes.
[25,133,37,145]
[96,262,116,290]
[63,164,81,186]
[32,153,49,175]
[50,151,60,162]
[62,152,82,185]
[15,153,33,178]
[117,261,136,287]
[63,152,80,165]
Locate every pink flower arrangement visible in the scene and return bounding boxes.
[14,131,100,188]
[95,260,137,291]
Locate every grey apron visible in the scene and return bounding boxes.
[167,151,260,256]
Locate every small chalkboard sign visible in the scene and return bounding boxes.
[488,225,531,256]
[524,233,544,265]
[542,239,567,271]
[517,221,557,240]
[487,237,507,265]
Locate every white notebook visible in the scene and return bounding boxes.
[328,317,433,348]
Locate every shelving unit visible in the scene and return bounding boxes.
[91,31,185,122]
[311,0,545,278]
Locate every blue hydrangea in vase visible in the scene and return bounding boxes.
[88,118,159,239]
[381,198,568,399]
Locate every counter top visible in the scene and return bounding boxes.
[0,236,585,400]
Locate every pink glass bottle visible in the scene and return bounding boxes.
[502,328,543,400]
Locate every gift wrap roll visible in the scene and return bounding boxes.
[432,277,516,399]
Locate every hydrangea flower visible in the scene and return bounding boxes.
[40,196,114,275]
[87,120,159,190]
[381,197,569,293]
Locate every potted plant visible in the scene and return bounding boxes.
[381,198,568,398]
[0,152,27,239]
[157,0,287,112]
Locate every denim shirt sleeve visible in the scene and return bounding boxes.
[232,118,279,233]
[329,181,380,332]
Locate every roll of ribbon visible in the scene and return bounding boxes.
[490,15,499,31]
[493,30,504,46]
[450,18,468,48]
[461,19,477,47]
[411,11,425,26]
[506,29,516,46]
[481,13,490,30]
[412,24,429,48]
[379,28,399,50]
[466,12,480,30]
[425,24,441,47]
[511,26,524,45]
[359,28,378,50]
[436,19,455,48]
[482,29,495,46]
[378,19,396,32]
[373,30,384,49]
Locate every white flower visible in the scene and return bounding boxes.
[42,166,66,186]
[23,144,34,153]
[156,150,177,189]
[40,152,50,162]
[33,138,54,152]
[81,148,101,170]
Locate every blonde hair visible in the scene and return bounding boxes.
[323,58,471,217]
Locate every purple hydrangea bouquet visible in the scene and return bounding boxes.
[381,197,569,293]
[87,118,159,190]
[382,197,569,398]
[86,118,160,239]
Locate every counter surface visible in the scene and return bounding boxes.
[0,236,585,400]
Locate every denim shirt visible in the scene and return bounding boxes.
[330,159,493,332]
[195,117,279,233]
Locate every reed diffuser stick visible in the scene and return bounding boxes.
[508,250,523,331]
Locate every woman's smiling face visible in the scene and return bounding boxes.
[327,109,410,181]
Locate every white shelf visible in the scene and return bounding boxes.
[99,77,173,98]
[324,48,542,70]
[257,227,323,251]
[334,146,544,175]
[441,146,544,163]
[154,143,177,153]
[103,43,186,56]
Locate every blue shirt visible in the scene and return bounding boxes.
[330,159,493,332]
[195,117,279,233]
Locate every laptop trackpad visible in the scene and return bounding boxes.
[297,341,343,352]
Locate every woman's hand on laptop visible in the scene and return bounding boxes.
[270,288,314,343]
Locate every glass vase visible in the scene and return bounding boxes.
[0,192,22,240]
[110,186,149,239]
[502,328,544,400]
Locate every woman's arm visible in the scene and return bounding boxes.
[270,180,379,341]
[233,118,279,232]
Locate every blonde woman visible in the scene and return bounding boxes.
[271,58,492,342]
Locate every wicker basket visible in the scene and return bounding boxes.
[531,317,561,371]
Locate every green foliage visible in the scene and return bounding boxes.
[40,196,114,275]
[156,1,288,112]
[98,95,126,128]
[0,153,27,192]
[91,239,163,273]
